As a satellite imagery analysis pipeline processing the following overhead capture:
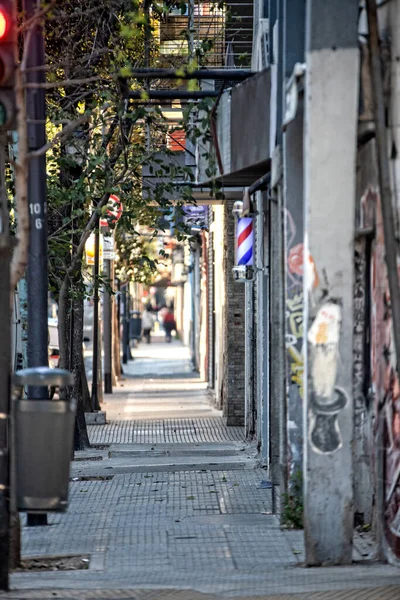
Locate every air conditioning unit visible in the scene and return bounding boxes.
[253,18,270,71]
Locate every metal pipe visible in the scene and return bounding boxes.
[248,172,271,195]
[91,223,100,411]
[122,286,129,365]
[103,259,112,395]
[127,69,254,81]
[128,90,219,100]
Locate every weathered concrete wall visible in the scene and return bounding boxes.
[270,150,286,486]
[223,198,246,426]
[282,0,306,494]
[283,98,304,489]
[303,0,359,565]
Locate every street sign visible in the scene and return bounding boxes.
[103,235,115,260]
[183,205,208,229]
[100,194,123,228]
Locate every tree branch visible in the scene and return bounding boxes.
[24,75,105,89]
[10,65,29,292]
[27,114,91,159]
[19,0,57,33]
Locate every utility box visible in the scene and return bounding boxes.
[13,367,75,513]
[129,311,142,341]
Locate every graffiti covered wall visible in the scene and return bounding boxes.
[357,138,400,561]
[370,189,400,562]
[284,102,305,488]
[285,213,304,481]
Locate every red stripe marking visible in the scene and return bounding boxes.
[237,222,252,247]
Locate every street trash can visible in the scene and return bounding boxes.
[13,367,75,513]
[129,311,142,341]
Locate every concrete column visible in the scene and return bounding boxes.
[303,0,359,565]
[270,147,285,487]
[256,191,270,466]
[283,0,306,495]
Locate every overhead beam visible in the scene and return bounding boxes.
[127,69,255,81]
[128,90,219,100]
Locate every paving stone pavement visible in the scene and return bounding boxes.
[9,458,400,597]
[2,586,400,599]
[89,418,245,445]
[4,344,400,598]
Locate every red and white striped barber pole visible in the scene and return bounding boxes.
[236,217,254,266]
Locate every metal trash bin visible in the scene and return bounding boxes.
[13,367,75,513]
[129,311,142,341]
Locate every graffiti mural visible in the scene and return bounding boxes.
[308,301,348,454]
[285,210,304,480]
[361,184,400,560]
[353,241,367,426]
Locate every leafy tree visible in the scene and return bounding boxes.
[42,0,198,447]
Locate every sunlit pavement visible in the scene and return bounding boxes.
[5,340,400,599]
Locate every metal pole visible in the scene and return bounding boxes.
[103,258,112,394]
[127,291,132,360]
[0,136,11,590]
[144,0,151,152]
[122,285,129,364]
[188,0,195,60]
[91,224,100,411]
[24,0,48,528]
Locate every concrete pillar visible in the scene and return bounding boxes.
[256,191,270,466]
[282,0,306,493]
[270,147,285,487]
[303,0,359,565]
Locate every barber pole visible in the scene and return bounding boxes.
[236,217,254,266]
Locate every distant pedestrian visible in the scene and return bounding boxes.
[141,306,155,344]
[163,308,176,343]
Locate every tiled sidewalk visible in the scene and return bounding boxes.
[4,343,400,599]
[2,587,400,599]
[9,461,400,597]
[88,418,245,445]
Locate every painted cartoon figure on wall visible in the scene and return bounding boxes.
[285,210,305,481]
[308,300,349,454]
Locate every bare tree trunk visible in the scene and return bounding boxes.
[58,270,90,450]
[73,296,91,414]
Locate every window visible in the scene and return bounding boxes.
[160,39,188,55]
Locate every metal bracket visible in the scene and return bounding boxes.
[232,265,255,282]
[282,62,306,130]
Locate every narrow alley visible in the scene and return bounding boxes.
[6,342,400,600]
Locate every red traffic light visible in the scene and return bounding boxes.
[0,8,9,40]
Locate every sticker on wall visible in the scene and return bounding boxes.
[308,300,348,454]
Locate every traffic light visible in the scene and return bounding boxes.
[0,1,16,131]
